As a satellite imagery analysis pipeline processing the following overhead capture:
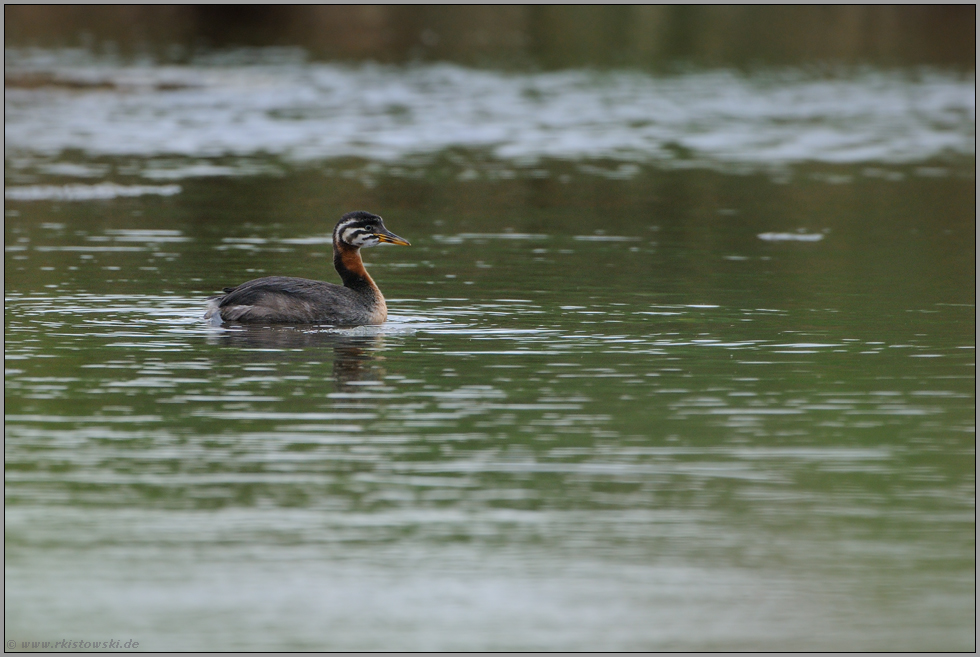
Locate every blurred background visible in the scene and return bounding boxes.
[4,5,976,653]
[5,5,976,68]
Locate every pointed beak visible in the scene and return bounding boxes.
[376,228,410,246]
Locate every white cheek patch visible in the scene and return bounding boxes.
[341,226,379,247]
[340,226,359,244]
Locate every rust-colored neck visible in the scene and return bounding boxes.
[333,241,379,295]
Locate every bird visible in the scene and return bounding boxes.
[205,211,410,326]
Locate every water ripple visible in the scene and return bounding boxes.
[5,53,974,179]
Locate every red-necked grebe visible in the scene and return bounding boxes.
[205,211,410,325]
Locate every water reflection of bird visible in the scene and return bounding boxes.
[206,211,410,325]
[208,327,387,389]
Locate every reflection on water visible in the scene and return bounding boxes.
[5,279,974,649]
[209,326,390,390]
[4,49,976,651]
[4,50,975,183]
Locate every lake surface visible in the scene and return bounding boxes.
[4,50,976,651]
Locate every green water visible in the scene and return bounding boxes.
[5,160,974,650]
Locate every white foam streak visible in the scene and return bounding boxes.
[4,183,182,201]
[758,232,825,242]
[4,55,974,175]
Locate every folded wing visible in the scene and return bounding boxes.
[209,276,363,324]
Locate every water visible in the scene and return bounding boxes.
[4,51,976,651]
[5,49,975,178]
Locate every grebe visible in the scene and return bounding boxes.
[205,211,410,326]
